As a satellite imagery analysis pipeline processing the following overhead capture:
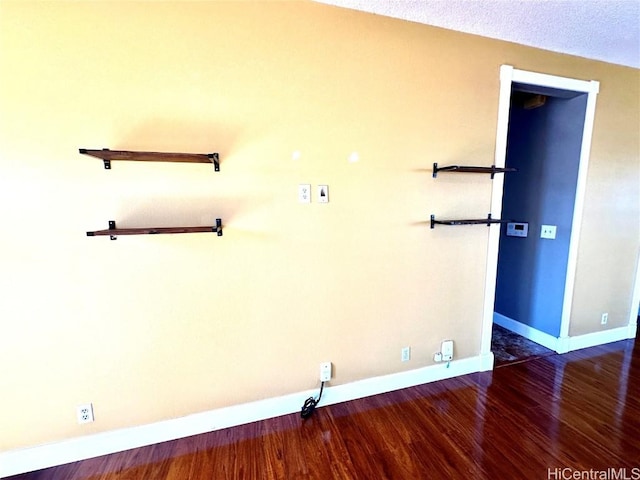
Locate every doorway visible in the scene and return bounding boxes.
[480,66,600,367]
[492,85,588,363]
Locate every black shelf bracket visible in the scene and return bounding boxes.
[102,148,111,169]
[430,213,506,229]
[108,220,117,240]
[433,163,517,179]
[208,153,220,172]
[79,148,111,169]
[85,221,117,239]
[83,220,118,239]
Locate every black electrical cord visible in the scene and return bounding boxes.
[301,381,325,419]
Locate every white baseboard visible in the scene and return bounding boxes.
[628,322,638,339]
[493,313,636,354]
[567,325,636,352]
[493,312,560,351]
[479,351,496,372]
[0,355,487,478]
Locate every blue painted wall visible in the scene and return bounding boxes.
[495,92,588,337]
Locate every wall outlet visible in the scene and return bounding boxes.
[320,362,332,382]
[441,340,454,362]
[540,224,557,239]
[77,403,94,424]
[298,184,311,203]
[601,313,608,325]
[434,352,443,362]
[401,346,411,362]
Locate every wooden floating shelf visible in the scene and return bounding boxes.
[433,163,516,179]
[430,214,506,229]
[79,148,220,171]
[87,219,223,240]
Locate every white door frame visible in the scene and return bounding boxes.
[629,251,640,337]
[480,65,600,363]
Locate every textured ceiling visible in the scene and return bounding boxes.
[314,0,640,68]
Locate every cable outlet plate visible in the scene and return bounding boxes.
[77,403,94,424]
[401,346,411,362]
[320,362,332,382]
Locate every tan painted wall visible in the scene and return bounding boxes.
[0,1,637,450]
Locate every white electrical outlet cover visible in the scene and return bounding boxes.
[540,224,557,239]
[320,362,332,382]
[77,403,94,424]
[298,184,311,203]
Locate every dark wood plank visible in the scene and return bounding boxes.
[79,149,215,165]
[86,219,223,238]
[9,335,639,480]
[430,214,506,228]
[87,226,220,237]
[432,163,517,178]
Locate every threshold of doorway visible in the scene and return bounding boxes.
[492,323,556,368]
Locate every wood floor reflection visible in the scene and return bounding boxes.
[9,336,639,479]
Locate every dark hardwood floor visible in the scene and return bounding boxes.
[9,334,639,479]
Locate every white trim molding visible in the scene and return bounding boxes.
[493,313,559,351]
[494,313,636,355]
[480,65,513,357]
[481,65,600,357]
[559,79,599,339]
[0,355,489,478]
[567,326,635,352]
[628,323,638,339]
[511,69,599,93]
[629,249,640,331]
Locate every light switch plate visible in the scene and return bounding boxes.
[317,185,329,203]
